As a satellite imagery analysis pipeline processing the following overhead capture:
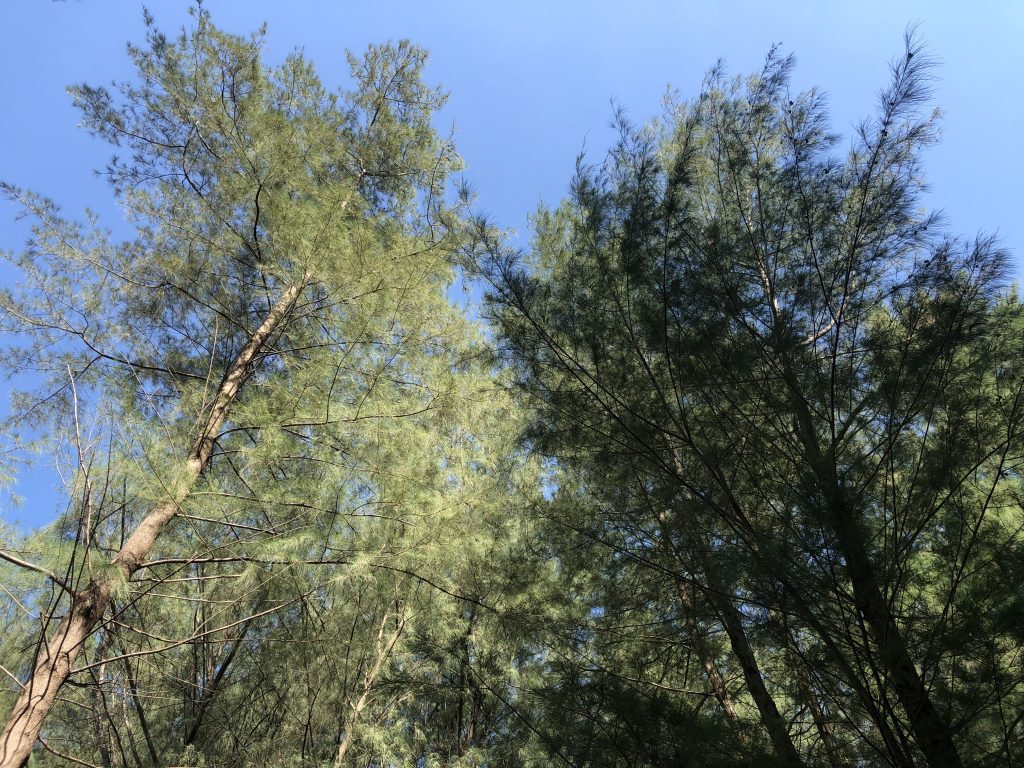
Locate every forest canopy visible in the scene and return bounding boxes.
[0,10,1021,768]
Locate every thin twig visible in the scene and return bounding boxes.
[0,549,75,594]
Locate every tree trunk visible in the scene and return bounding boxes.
[782,590,917,768]
[335,608,406,767]
[89,636,115,768]
[832,509,963,768]
[673,579,741,725]
[794,666,849,768]
[788,386,964,768]
[707,588,804,768]
[656,502,796,762]
[0,281,304,768]
[456,608,477,757]
[183,613,257,748]
[654,506,744,730]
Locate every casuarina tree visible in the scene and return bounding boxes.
[481,34,1023,768]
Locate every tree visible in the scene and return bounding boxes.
[0,11,536,767]
[480,34,1024,768]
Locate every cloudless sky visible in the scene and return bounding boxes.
[2,0,1022,528]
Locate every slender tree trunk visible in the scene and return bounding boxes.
[832,510,962,768]
[792,663,849,768]
[183,613,257,747]
[335,608,406,767]
[783,592,917,768]
[456,608,477,757]
[706,588,804,768]
[0,281,305,768]
[90,654,113,768]
[119,642,160,766]
[655,501,797,762]
[673,579,741,725]
[787,385,964,768]
[654,506,744,730]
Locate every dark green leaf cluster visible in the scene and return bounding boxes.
[483,33,1023,768]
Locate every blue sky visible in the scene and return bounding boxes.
[2,0,1022,528]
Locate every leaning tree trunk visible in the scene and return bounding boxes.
[673,579,741,727]
[654,508,743,729]
[335,607,406,767]
[830,507,963,768]
[793,662,849,768]
[0,281,304,768]
[706,587,804,768]
[787,384,965,768]
[656,484,799,763]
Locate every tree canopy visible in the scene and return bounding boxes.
[1,13,1021,768]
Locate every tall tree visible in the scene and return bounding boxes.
[481,34,1024,768]
[0,10,525,767]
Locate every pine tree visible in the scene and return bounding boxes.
[0,11,536,767]
[480,34,1024,768]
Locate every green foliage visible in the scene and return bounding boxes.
[0,10,546,768]
[481,33,1023,768]
[1,12,1020,768]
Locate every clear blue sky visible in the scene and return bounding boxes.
[2,0,1022,528]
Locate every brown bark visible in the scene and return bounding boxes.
[833,511,962,768]
[118,643,160,766]
[782,591,916,768]
[673,579,740,725]
[654,501,797,762]
[183,613,257,747]
[793,665,849,768]
[653,505,744,730]
[335,608,406,767]
[89,653,113,768]
[456,608,478,757]
[0,281,305,768]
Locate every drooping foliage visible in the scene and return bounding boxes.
[481,35,1024,768]
[0,10,547,768]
